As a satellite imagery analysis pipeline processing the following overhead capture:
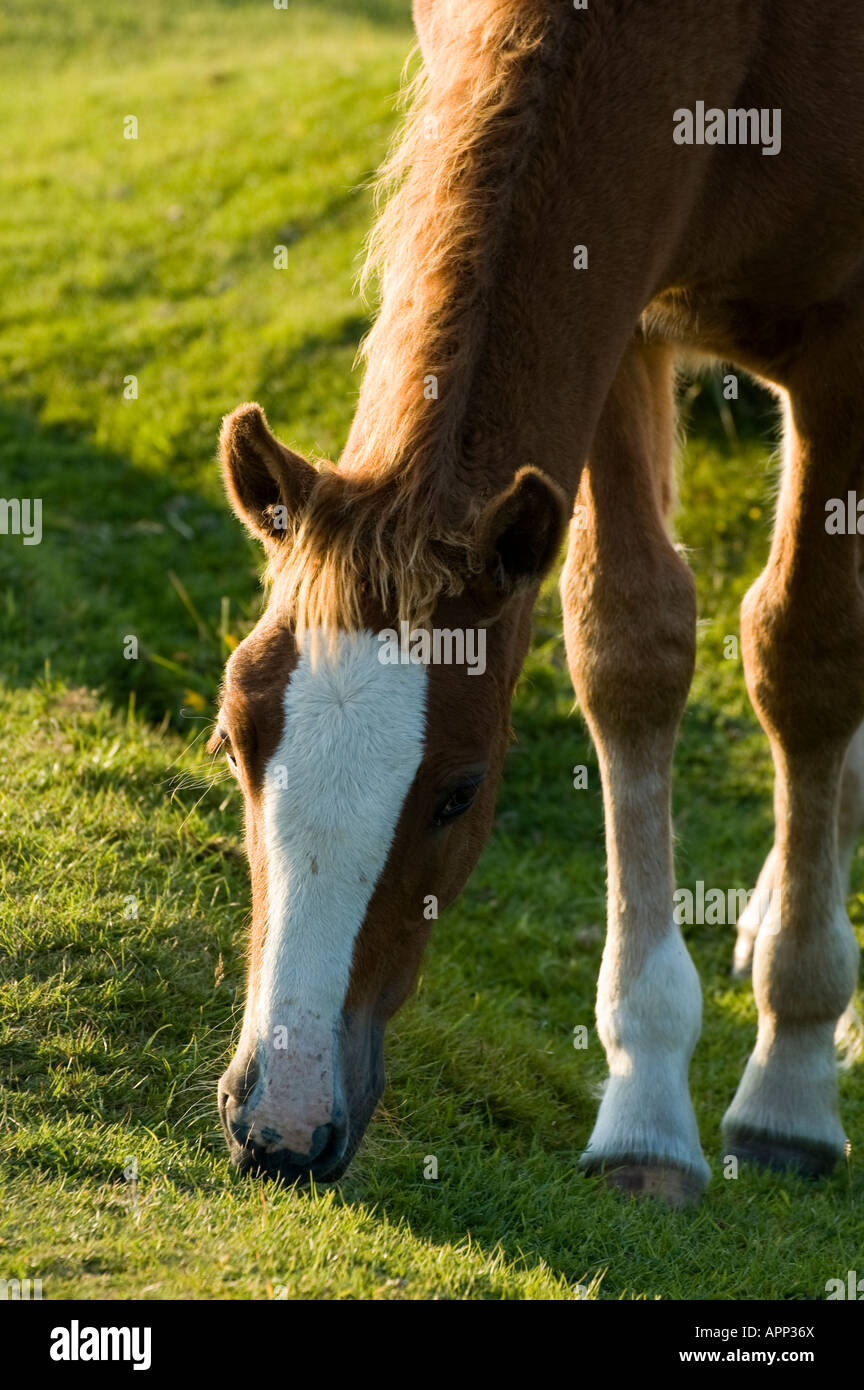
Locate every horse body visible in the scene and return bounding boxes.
[214,0,864,1201]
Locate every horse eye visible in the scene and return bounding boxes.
[433,776,484,827]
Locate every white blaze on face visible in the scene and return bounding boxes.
[248,630,427,1155]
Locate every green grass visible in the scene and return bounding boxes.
[1,0,862,1301]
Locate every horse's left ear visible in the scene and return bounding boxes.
[471,466,569,609]
[220,402,318,546]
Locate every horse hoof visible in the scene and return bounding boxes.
[722,1128,843,1179]
[584,1160,707,1208]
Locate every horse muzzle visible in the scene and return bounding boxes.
[217,1017,384,1183]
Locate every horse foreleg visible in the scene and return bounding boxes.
[561,342,710,1206]
[723,380,864,1176]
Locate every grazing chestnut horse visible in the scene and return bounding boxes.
[213,0,864,1203]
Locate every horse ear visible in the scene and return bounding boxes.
[471,466,568,611]
[220,402,317,545]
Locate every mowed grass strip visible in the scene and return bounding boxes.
[0,0,862,1299]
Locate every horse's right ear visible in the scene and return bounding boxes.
[220,402,317,545]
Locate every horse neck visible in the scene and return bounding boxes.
[340,1,761,511]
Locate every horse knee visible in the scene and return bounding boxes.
[741,570,864,752]
[563,543,696,741]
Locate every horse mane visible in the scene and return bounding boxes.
[275,1,567,646]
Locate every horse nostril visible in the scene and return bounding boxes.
[307,1123,334,1162]
[218,1070,255,1149]
[221,1102,251,1148]
[308,1122,349,1174]
[221,1054,259,1108]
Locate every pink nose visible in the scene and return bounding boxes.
[218,1037,340,1169]
[241,1065,335,1155]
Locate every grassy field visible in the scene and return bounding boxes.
[1,0,862,1301]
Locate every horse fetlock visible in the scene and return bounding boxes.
[583,927,710,1197]
[722,1019,848,1176]
[731,915,760,979]
[731,846,777,978]
[751,905,859,1025]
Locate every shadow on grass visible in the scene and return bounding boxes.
[0,399,262,718]
[0,308,374,715]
